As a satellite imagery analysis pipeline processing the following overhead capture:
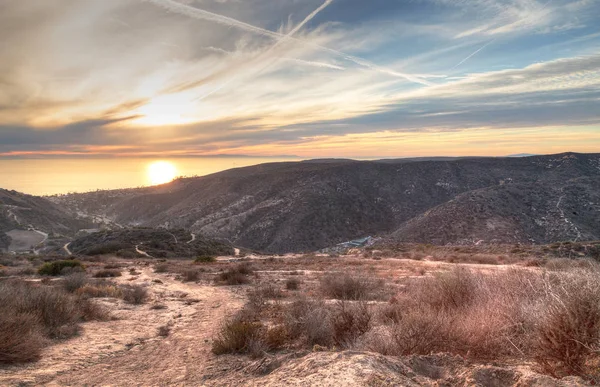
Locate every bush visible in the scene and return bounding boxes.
[93,269,122,278]
[154,264,169,273]
[77,282,123,298]
[212,318,263,355]
[320,273,383,300]
[533,271,600,376]
[194,255,216,263]
[216,264,254,285]
[38,260,84,276]
[331,301,373,347]
[157,325,171,337]
[0,280,107,364]
[182,270,199,282]
[0,313,46,364]
[285,278,300,290]
[283,298,333,347]
[62,273,88,293]
[122,285,148,305]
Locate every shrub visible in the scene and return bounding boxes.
[122,285,148,305]
[154,264,169,273]
[0,313,46,364]
[212,318,263,355]
[320,273,383,300]
[249,284,284,300]
[331,301,373,347]
[285,278,300,290]
[157,325,171,337]
[38,260,84,276]
[182,270,199,282]
[216,264,254,285]
[411,267,477,310]
[93,269,122,278]
[77,282,123,298]
[0,280,107,364]
[62,273,88,293]
[194,255,216,263]
[283,298,333,346]
[533,271,600,376]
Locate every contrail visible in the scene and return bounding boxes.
[145,0,431,86]
[192,0,335,101]
[451,39,495,70]
[281,0,333,42]
[284,58,345,70]
[145,0,282,39]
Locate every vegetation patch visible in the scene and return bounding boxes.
[0,280,107,364]
[38,260,84,276]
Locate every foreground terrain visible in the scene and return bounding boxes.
[1,245,599,386]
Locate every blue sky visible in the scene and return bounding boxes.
[0,0,599,157]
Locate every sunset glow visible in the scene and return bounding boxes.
[0,1,598,159]
[147,161,177,185]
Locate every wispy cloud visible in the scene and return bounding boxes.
[0,0,598,158]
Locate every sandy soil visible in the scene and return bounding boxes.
[0,264,244,387]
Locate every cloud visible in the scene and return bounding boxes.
[0,0,598,158]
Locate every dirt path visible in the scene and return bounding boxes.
[135,244,153,258]
[0,266,243,387]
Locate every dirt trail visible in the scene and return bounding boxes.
[0,266,243,387]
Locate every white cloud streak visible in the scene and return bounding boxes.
[145,0,432,85]
[451,39,495,70]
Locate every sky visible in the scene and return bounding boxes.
[1,0,599,159]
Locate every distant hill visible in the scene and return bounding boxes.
[388,176,600,245]
[0,189,95,251]
[49,152,600,253]
[67,228,234,258]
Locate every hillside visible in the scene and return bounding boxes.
[49,152,600,253]
[0,189,95,252]
[389,176,600,245]
[67,228,234,258]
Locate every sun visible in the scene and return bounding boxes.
[147,161,177,185]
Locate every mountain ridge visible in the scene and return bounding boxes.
[46,152,600,253]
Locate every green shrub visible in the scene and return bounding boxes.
[38,260,84,276]
[93,269,122,278]
[194,255,216,263]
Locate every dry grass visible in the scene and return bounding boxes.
[211,259,600,380]
[212,317,263,355]
[216,263,254,285]
[0,280,107,364]
[320,273,385,300]
[62,273,88,293]
[122,285,149,305]
[77,282,123,298]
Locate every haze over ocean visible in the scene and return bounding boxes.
[0,157,299,195]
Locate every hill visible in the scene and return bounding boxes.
[49,152,600,253]
[389,176,600,245]
[0,189,95,252]
[66,228,234,258]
